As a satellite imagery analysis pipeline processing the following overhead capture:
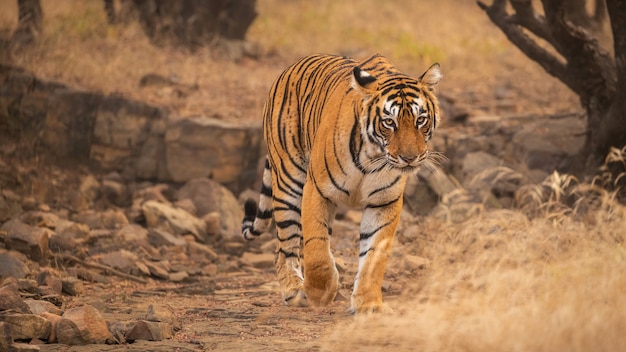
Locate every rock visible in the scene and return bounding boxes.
[90,95,168,180]
[164,116,262,192]
[148,228,186,247]
[143,261,170,280]
[37,270,63,295]
[173,198,197,216]
[0,219,50,264]
[100,209,130,229]
[0,322,11,352]
[57,305,114,345]
[19,211,60,229]
[168,271,189,282]
[0,282,30,313]
[0,251,31,279]
[72,209,128,230]
[511,116,585,172]
[240,252,274,269]
[101,177,129,207]
[186,241,219,263]
[10,342,41,351]
[126,320,172,341]
[141,200,207,242]
[24,299,62,315]
[146,304,181,331]
[0,313,51,340]
[70,174,100,212]
[177,178,244,240]
[97,250,139,274]
[461,151,502,184]
[61,277,84,296]
[39,312,62,343]
[202,212,222,238]
[116,224,149,244]
[404,165,459,216]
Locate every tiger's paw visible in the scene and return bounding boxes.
[282,289,308,307]
[303,261,339,306]
[348,302,392,315]
[349,292,391,314]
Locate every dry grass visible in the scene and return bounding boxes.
[324,198,626,351]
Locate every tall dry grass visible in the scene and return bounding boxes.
[323,163,626,351]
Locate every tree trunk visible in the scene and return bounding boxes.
[478,0,626,175]
[584,0,626,168]
[12,0,43,44]
[130,0,257,50]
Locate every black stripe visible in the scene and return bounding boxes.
[365,196,401,209]
[260,183,272,197]
[276,220,302,230]
[277,248,299,258]
[324,153,349,196]
[368,175,401,197]
[359,248,374,257]
[277,233,302,242]
[256,209,273,219]
[360,219,394,240]
[272,197,301,213]
[304,236,328,246]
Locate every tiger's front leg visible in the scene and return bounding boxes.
[351,197,403,313]
[301,179,339,306]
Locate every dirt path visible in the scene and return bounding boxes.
[35,264,366,351]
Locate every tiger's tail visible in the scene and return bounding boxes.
[242,158,274,240]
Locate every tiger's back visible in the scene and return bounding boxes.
[242,53,442,313]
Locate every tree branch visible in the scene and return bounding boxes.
[509,0,559,52]
[477,0,577,93]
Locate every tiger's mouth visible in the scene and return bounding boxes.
[385,153,426,172]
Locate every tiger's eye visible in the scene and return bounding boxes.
[382,118,396,129]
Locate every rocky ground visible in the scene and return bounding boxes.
[0,61,598,350]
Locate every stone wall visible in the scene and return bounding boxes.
[0,65,263,194]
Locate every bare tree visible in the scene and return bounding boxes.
[477,0,626,174]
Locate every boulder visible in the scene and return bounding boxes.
[0,282,30,313]
[0,251,31,280]
[164,116,262,192]
[141,200,207,242]
[57,305,114,345]
[177,178,244,240]
[0,219,50,264]
[0,313,51,341]
[90,95,168,180]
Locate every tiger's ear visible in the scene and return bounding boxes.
[419,63,442,92]
[353,67,377,90]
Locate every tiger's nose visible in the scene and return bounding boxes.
[399,155,417,163]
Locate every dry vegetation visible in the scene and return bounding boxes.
[0,0,579,121]
[324,185,626,351]
[1,0,625,351]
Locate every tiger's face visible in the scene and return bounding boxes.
[354,62,442,172]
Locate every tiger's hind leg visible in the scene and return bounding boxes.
[271,164,308,307]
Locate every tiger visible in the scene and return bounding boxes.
[242,53,442,313]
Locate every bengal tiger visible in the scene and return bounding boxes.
[242,53,442,313]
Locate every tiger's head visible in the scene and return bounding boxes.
[353,56,442,173]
